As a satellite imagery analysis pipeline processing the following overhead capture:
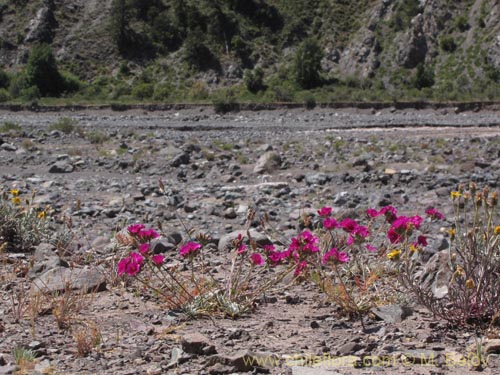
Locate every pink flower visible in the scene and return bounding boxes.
[263,244,275,253]
[388,228,403,244]
[322,248,350,264]
[366,208,379,218]
[138,243,150,254]
[152,254,165,266]
[294,261,308,276]
[317,206,333,217]
[347,235,355,246]
[250,253,264,266]
[179,242,202,257]
[323,217,339,230]
[137,228,160,241]
[417,235,428,247]
[288,231,319,256]
[366,244,377,252]
[352,225,369,237]
[267,250,286,266]
[117,252,144,276]
[127,224,145,235]
[340,218,358,233]
[238,244,247,255]
[425,207,444,220]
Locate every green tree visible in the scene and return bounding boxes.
[25,44,64,96]
[293,38,323,89]
[413,63,435,89]
[110,0,131,52]
[0,68,9,89]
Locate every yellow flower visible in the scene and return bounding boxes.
[9,189,19,196]
[448,228,456,238]
[465,279,475,290]
[38,211,46,219]
[495,226,500,235]
[387,249,401,261]
[451,191,462,200]
[409,244,419,253]
[11,197,21,205]
[455,265,465,277]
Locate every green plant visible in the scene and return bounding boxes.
[49,117,78,135]
[0,189,49,252]
[293,38,323,89]
[0,87,10,102]
[85,130,110,144]
[244,67,265,93]
[0,121,21,133]
[440,36,457,52]
[12,347,35,365]
[25,44,65,97]
[396,183,500,327]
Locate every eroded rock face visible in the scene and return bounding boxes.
[396,14,427,68]
[24,0,56,44]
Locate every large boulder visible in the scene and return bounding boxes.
[253,151,281,174]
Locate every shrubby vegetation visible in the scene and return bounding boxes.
[0,0,499,105]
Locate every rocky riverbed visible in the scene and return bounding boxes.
[1,107,500,375]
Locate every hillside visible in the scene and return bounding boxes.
[1,0,500,103]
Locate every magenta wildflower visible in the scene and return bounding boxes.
[366,208,379,218]
[137,228,160,241]
[317,206,333,217]
[294,261,308,276]
[138,243,150,254]
[366,244,377,252]
[267,250,287,266]
[340,218,358,233]
[263,244,275,253]
[425,207,444,220]
[388,228,403,244]
[288,231,319,256]
[250,253,265,266]
[152,254,165,266]
[117,252,144,276]
[352,225,369,237]
[179,241,202,257]
[417,235,428,247]
[237,244,247,255]
[347,235,355,246]
[127,223,145,235]
[323,217,339,230]
[322,248,350,264]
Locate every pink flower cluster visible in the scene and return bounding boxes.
[179,241,202,258]
[117,224,165,276]
[322,248,349,264]
[320,207,370,246]
[127,224,160,242]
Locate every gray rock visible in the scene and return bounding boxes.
[396,14,427,68]
[371,304,412,323]
[32,266,106,294]
[49,161,74,173]
[181,333,214,355]
[337,342,364,355]
[0,143,17,151]
[28,243,69,278]
[150,239,176,253]
[170,152,190,167]
[419,250,453,299]
[0,365,19,375]
[305,173,331,186]
[218,230,272,252]
[253,151,281,174]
